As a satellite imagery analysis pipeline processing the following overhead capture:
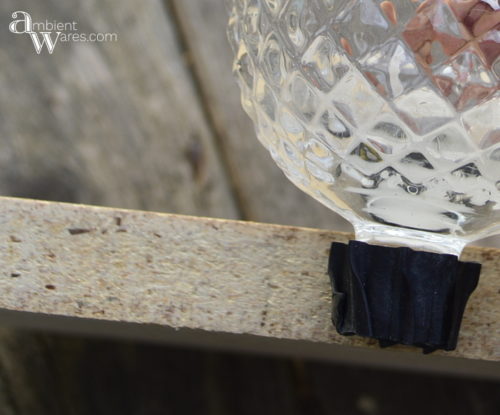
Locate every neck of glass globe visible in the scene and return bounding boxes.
[353,221,468,256]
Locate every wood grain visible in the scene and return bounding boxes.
[0,0,238,218]
[0,197,498,365]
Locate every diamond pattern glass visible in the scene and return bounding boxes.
[227,0,500,255]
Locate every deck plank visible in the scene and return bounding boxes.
[0,0,238,218]
[0,197,498,367]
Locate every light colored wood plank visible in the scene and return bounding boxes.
[0,0,238,218]
[170,0,351,231]
[0,197,498,368]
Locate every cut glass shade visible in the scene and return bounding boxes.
[227,0,500,256]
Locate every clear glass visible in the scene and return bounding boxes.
[227,0,500,256]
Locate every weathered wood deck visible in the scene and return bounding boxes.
[0,0,499,413]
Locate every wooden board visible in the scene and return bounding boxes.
[0,0,238,218]
[0,197,498,367]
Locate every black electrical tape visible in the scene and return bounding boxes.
[328,241,481,353]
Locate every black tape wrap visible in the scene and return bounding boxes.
[328,241,481,353]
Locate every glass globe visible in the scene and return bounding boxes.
[227,0,500,256]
